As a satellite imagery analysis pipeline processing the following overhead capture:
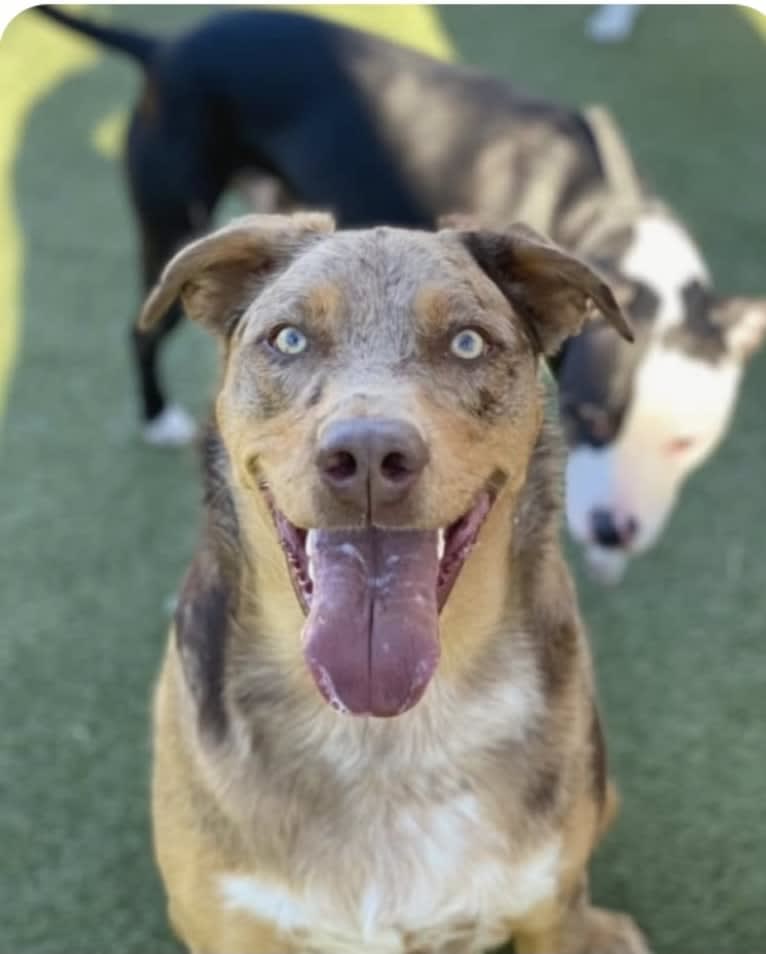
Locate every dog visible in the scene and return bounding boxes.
[39,7,766,581]
[138,210,650,954]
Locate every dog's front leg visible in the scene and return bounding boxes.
[514,879,650,954]
[174,909,295,954]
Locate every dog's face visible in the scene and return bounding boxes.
[141,213,629,716]
[560,214,766,582]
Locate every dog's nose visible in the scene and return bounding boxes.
[317,418,428,511]
[591,509,638,549]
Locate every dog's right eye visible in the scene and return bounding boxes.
[271,326,308,356]
[450,328,487,361]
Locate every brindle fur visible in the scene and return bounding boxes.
[145,213,650,954]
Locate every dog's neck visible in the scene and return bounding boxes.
[538,105,706,296]
[566,193,659,261]
[557,103,647,254]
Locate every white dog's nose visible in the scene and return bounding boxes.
[590,509,638,549]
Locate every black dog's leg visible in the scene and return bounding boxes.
[132,303,187,440]
[125,100,228,443]
[131,210,211,445]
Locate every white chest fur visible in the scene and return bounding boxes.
[218,794,560,954]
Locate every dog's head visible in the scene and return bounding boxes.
[141,213,629,716]
[559,213,766,583]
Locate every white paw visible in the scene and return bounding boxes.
[142,404,197,447]
[586,5,641,43]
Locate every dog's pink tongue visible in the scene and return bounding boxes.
[303,528,440,717]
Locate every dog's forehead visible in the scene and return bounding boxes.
[618,214,710,330]
[254,227,485,323]
[306,226,475,286]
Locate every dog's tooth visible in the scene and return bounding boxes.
[306,530,316,558]
[307,556,315,583]
[437,529,445,560]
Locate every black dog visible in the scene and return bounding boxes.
[39,6,766,580]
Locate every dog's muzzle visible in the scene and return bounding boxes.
[268,416,494,718]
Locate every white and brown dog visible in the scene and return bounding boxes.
[553,133,766,581]
[141,213,649,954]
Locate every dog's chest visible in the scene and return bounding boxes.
[218,792,560,953]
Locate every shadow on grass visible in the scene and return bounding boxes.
[0,22,212,954]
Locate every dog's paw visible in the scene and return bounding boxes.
[583,907,651,954]
[143,404,198,447]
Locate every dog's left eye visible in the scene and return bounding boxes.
[450,329,486,360]
[272,326,308,355]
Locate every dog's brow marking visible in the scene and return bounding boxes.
[621,216,709,333]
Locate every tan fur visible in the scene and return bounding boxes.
[147,213,649,954]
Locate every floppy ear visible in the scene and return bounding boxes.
[455,222,633,356]
[711,297,766,361]
[138,212,335,334]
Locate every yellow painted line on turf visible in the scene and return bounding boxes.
[91,109,126,160]
[741,3,766,38]
[0,11,97,423]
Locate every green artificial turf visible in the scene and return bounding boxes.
[1,6,764,953]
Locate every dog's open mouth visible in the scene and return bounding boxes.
[270,492,494,717]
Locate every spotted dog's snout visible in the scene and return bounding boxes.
[316,418,429,515]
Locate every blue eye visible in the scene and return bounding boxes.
[273,326,308,355]
[450,329,486,360]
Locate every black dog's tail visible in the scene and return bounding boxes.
[36,5,158,66]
